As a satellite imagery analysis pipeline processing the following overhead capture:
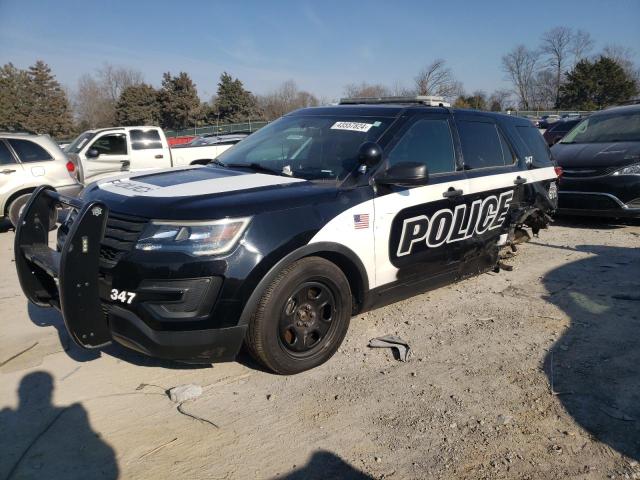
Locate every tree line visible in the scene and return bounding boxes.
[0,27,638,138]
[501,27,639,110]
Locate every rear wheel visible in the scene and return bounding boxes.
[246,257,352,374]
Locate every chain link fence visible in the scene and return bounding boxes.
[164,121,269,138]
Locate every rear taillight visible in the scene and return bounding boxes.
[554,166,563,178]
[66,161,75,173]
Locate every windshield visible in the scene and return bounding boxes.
[65,132,96,153]
[560,112,640,144]
[215,115,392,181]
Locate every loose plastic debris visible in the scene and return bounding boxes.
[368,335,411,362]
[168,384,203,403]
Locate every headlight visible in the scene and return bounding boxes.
[135,217,251,256]
[612,163,640,176]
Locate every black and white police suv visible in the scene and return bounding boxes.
[14,96,559,374]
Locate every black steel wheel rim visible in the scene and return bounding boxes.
[278,280,339,356]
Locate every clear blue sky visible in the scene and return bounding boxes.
[1,0,639,101]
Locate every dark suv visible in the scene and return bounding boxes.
[552,104,640,217]
[14,96,558,374]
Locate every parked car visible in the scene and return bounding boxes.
[1,132,81,227]
[543,118,582,146]
[551,104,640,217]
[65,126,243,183]
[538,114,561,129]
[15,96,558,374]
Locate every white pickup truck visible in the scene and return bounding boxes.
[64,126,244,183]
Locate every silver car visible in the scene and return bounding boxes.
[1,132,82,227]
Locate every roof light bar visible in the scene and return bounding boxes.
[338,95,451,107]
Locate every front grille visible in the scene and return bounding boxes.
[562,166,617,178]
[100,211,148,268]
[57,209,147,269]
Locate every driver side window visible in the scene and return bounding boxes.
[90,134,127,155]
[387,118,456,174]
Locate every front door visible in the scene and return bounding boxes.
[373,113,468,290]
[82,132,129,181]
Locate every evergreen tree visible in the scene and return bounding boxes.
[23,61,74,136]
[0,63,31,131]
[558,56,638,110]
[157,72,202,130]
[115,83,160,126]
[214,72,261,122]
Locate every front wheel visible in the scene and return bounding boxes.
[8,193,57,229]
[246,257,352,374]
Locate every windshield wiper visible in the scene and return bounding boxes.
[225,162,287,176]
[208,159,227,167]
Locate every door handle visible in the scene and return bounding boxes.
[2,168,16,174]
[442,187,463,198]
[514,176,527,185]
[155,154,163,159]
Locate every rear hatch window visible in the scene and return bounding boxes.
[516,125,553,166]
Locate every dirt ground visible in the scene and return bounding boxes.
[1,216,639,480]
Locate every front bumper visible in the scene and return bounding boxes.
[557,174,640,217]
[14,187,245,363]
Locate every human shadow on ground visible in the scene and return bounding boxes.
[27,303,210,370]
[541,242,640,460]
[0,371,119,479]
[273,450,373,479]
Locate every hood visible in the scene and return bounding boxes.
[551,141,640,168]
[82,166,339,220]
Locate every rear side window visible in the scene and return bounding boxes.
[457,121,512,169]
[91,134,128,155]
[0,141,16,165]
[516,125,552,166]
[130,129,163,150]
[388,118,456,174]
[8,139,53,163]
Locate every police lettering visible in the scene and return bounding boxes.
[396,191,513,257]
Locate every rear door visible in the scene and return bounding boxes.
[373,112,469,288]
[129,128,169,170]
[453,113,520,272]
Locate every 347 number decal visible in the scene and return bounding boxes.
[110,289,136,304]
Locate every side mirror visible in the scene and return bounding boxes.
[357,142,383,167]
[86,148,100,159]
[376,162,429,186]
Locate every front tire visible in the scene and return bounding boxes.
[246,257,352,375]
[8,193,57,229]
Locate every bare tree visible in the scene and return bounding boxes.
[488,89,513,111]
[98,64,144,103]
[540,27,573,106]
[74,74,114,128]
[343,82,391,98]
[502,45,540,109]
[414,59,461,101]
[73,64,144,129]
[571,29,594,66]
[532,69,557,109]
[602,44,640,82]
[258,80,319,119]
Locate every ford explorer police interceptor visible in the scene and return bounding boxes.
[14,96,558,374]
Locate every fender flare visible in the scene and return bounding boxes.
[236,242,369,326]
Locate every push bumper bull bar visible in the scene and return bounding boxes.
[14,186,112,348]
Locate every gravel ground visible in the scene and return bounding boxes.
[0,217,639,480]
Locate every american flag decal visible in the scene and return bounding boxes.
[353,213,369,229]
